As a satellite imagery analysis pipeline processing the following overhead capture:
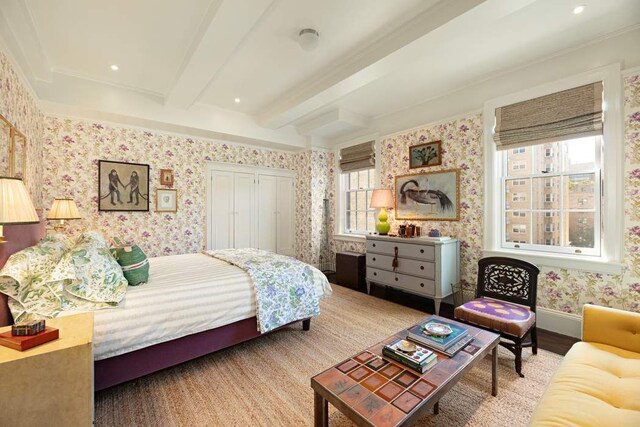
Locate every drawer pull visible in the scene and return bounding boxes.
[420,249,424,253]
[394,246,398,250]
[420,266,424,270]
[372,257,376,261]
[373,272,377,276]
[372,243,376,247]
[420,283,424,288]
[394,277,398,282]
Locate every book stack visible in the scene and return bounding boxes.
[382,339,438,373]
[406,320,473,357]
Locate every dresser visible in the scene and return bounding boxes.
[365,235,459,315]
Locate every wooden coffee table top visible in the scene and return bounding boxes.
[311,315,500,427]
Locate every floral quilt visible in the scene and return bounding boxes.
[204,248,321,333]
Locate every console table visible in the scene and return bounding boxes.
[365,235,459,315]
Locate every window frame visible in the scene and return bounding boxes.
[342,168,376,235]
[483,63,624,274]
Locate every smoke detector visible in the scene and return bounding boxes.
[298,28,319,51]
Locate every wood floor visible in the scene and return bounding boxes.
[331,280,579,356]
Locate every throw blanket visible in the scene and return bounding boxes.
[204,249,320,333]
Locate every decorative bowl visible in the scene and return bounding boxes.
[424,322,453,337]
[397,340,417,353]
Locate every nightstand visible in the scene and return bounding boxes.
[0,312,94,426]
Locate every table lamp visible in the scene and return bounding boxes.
[0,177,39,243]
[370,189,394,235]
[47,198,81,230]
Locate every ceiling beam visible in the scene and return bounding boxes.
[164,0,274,109]
[257,0,491,129]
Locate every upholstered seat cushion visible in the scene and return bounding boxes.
[529,341,640,426]
[454,297,535,338]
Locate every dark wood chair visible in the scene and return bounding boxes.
[454,257,540,377]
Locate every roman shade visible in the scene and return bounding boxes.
[339,141,375,172]
[494,81,603,149]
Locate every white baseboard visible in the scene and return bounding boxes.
[536,307,582,339]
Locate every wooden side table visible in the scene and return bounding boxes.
[0,312,94,427]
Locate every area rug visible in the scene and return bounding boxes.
[95,285,561,426]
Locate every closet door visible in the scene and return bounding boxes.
[211,171,234,249]
[276,176,294,256]
[233,172,254,248]
[258,175,277,252]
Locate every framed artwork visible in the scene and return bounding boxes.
[156,188,177,213]
[409,140,442,169]
[98,160,149,212]
[395,169,460,221]
[160,169,174,187]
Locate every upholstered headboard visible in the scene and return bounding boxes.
[0,215,46,326]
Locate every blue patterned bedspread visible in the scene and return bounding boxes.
[204,248,321,333]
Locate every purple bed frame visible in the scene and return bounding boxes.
[0,220,312,391]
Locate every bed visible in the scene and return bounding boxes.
[0,224,332,391]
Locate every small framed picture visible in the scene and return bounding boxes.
[160,169,174,187]
[156,189,177,213]
[409,140,442,169]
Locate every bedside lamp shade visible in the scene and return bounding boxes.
[0,177,39,242]
[47,198,81,230]
[370,189,394,235]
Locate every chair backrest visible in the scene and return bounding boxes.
[476,257,540,311]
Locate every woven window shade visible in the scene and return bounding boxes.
[494,81,603,149]
[339,141,375,172]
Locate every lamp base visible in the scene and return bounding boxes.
[376,207,391,235]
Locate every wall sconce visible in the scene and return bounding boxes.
[0,177,39,243]
[47,198,81,230]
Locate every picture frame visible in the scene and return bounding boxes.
[395,169,460,221]
[156,188,178,213]
[159,169,174,187]
[98,160,150,212]
[408,140,442,169]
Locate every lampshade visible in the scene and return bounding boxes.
[47,198,81,220]
[0,177,39,225]
[370,189,394,208]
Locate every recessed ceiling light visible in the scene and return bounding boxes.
[234,98,241,103]
[110,64,119,71]
[573,5,585,14]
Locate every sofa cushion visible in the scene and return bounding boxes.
[454,297,535,338]
[529,341,640,426]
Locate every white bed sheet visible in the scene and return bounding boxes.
[61,253,331,360]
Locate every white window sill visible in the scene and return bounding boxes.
[334,233,367,243]
[482,249,623,275]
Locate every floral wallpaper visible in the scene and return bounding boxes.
[334,74,640,314]
[42,117,329,263]
[0,49,44,207]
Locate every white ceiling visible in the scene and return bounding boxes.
[1,0,639,149]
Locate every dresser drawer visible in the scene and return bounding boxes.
[366,239,435,261]
[366,253,435,279]
[367,268,436,296]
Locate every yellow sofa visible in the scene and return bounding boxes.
[529,304,640,426]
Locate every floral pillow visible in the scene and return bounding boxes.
[75,231,108,248]
[46,236,128,309]
[0,240,69,322]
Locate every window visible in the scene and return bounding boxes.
[512,147,526,154]
[545,148,553,157]
[513,179,526,186]
[342,168,375,234]
[512,224,526,234]
[485,65,624,273]
[512,162,525,171]
[499,137,601,256]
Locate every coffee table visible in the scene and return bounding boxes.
[311,315,500,426]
